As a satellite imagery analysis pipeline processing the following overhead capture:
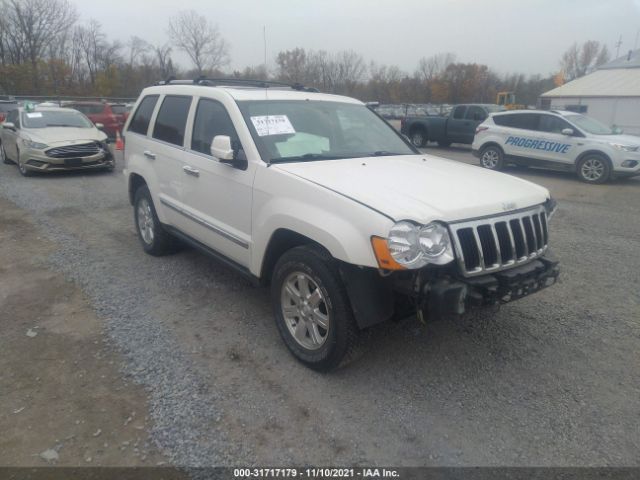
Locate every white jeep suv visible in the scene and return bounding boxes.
[123,79,560,371]
[472,110,640,184]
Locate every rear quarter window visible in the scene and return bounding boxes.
[494,113,538,131]
[128,95,159,136]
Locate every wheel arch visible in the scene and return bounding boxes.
[479,141,504,154]
[128,173,147,205]
[575,149,612,168]
[259,228,325,286]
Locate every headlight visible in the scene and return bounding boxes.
[609,143,639,152]
[387,221,454,269]
[22,139,48,150]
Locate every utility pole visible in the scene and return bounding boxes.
[615,35,623,58]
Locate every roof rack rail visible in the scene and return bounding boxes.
[156,77,319,92]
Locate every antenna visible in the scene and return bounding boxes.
[263,25,267,71]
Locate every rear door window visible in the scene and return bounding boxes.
[465,106,487,121]
[453,106,466,119]
[152,96,192,146]
[128,95,159,136]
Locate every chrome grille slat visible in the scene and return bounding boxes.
[46,142,102,159]
[450,205,549,277]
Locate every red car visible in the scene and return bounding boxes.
[66,101,125,139]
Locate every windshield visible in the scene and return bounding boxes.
[567,114,614,135]
[238,100,416,163]
[22,110,93,129]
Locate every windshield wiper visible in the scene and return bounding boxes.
[270,153,351,164]
[370,151,409,157]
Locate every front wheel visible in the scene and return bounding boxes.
[17,149,32,176]
[1,143,11,164]
[479,145,504,170]
[271,245,360,371]
[576,155,611,184]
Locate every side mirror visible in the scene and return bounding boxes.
[210,135,234,160]
[2,122,16,131]
[95,122,105,130]
[210,135,248,170]
[561,128,574,136]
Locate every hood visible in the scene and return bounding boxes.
[600,134,640,146]
[25,127,107,146]
[275,155,550,224]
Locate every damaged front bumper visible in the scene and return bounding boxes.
[340,252,560,330]
[421,251,560,320]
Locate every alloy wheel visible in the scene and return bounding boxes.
[137,198,155,245]
[280,272,330,350]
[481,149,499,168]
[581,158,605,181]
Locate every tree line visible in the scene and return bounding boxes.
[0,0,611,105]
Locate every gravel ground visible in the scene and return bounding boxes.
[1,148,639,467]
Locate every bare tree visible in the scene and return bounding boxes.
[127,36,150,67]
[560,41,610,80]
[74,20,121,86]
[153,43,174,78]
[2,0,77,87]
[168,10,229,75]
[415,52,456,101]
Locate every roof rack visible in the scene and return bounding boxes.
[155,77,319,92]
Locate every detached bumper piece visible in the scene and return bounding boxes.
[423,253,560,320]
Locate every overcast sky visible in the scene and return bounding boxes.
[77,0,640,76]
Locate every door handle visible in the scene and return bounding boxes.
[183,165,200,177]
[143,150,156,160]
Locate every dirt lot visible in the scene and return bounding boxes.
[0,147,639,468]
[0,198,166,466]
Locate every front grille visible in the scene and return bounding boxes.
[46,142,102,158]
[450,205,549,277]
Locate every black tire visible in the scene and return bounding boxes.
[133,185,181,256]
[479,144,504,170]
[16,149,32,177]
[271,245,360,372]
[1,143,11,164]
[410,129,427,148]
[437,140,452,148]
[576,154,611,184]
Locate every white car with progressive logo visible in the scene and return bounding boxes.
[124,79,560,371]
[472,110,640,184]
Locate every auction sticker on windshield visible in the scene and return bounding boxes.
[251,115,296,136]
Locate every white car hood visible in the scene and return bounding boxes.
[596,134,640,146]
[275,155,550,224]
[25,127,106,146]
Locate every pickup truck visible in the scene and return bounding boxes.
[400,104,504,148]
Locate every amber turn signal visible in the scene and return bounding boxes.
[370,236,406,271]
